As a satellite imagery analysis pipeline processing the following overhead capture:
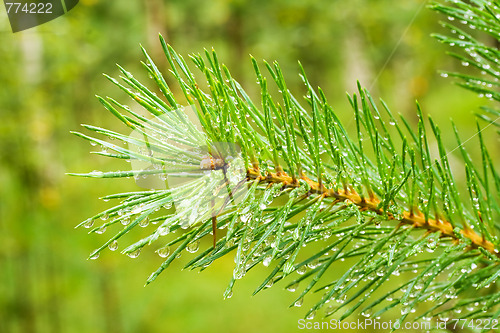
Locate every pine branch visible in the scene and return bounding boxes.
[246,167,498,257]
[430,0,500,131]
[71,1,500,327]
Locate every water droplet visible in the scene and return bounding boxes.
[306,311,316,320]
[240,213,251,223]
[83,219,94,228]
[361,309,372,318]
[139,217,149,228]
[158,225,171,237]
[156,246,170,258]
[186,240,200,253]
[233,266,245,279]
[294,297,304,307]
[96,226,107,234]
[307,259,321,269]
[263,255,272,267]
[121,216,131,226]
[297,266,307,275]
[90,251,100,260]
[126,248,141,258]
[325,305,337,316]
[286,282,299,292]
[108,240,118,251]
[131,204,145,215]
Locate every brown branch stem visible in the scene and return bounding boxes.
[246,168,499,258]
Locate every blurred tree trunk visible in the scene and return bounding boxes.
[100,270,122,333]
[14,31,45,333]
[46,250,61,333]
[342,26,373,94]
[16,253,36,333]
[144,0,168,63]
[226,3,245,78]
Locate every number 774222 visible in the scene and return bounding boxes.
[5,2,53,14]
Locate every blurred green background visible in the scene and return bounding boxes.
[0,1,498,332]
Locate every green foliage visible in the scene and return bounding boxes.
[431,0,500,131]
[73,0,500,328]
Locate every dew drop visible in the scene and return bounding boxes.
[158,226,170,236]
[108,240,118,251]
[139,217,149,228]
[307,259,321,269]
[121,216,131,226]
[186,240,200,253]
[240,213,251,223]
[156,246,170,258]
[297,266,307,275]
[233,267,245,279]
[263,255,272,267]
[83,219,94,229]
[306,311,316,320]
[286,282,299,292]
[90,252,100,260]
[294,297,304,307]
[127,248,141,258]
[325,305,336,316]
